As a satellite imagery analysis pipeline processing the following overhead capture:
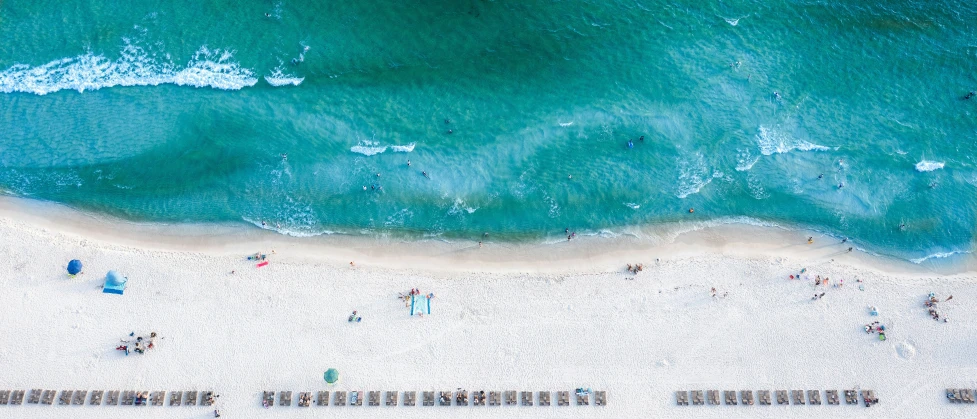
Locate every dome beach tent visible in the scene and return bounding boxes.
[324,368,339,384]
[67,259,83,276]
[103,271,127,295]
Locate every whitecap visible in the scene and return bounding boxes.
[264,67,304,87]
[735,148,759,171]
[676,154,722,199]
[350,140,387,156]
[447,198,478,216]
[0,40,257,95]
[559,121,574,127]
[624,202,640,210]
[914,160,944,172]
[755,126,832,156]
[391,142,416,152]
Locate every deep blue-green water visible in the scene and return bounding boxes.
[1,0,976,263]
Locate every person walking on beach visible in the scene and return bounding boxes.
[808,237,814,244]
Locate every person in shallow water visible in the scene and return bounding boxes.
[627,140,633,148]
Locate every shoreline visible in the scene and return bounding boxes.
[1,195,973,276]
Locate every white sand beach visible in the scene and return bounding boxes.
[1,197,975,418]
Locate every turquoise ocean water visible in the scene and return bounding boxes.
[1,1,976,263]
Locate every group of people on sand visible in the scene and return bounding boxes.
[925,293,951,322]
[116,332,157,356]
[626,263,643,275]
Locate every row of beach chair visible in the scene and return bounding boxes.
[676,389,878,407]
[261,390,607,407]
[947,389,977,404]
[0,390,214,407]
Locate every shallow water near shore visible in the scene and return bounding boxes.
[1,0,976,263]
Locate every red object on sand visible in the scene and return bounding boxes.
[257,261,269,268]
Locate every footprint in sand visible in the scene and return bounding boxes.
[896,341,916,360]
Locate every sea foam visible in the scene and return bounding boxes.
[264,67,304,87]
[351,141,416,156]
[914,160,944,172]
[755,126,832,156]
[0,40,257,95]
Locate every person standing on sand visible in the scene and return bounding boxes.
[808,237,814,244]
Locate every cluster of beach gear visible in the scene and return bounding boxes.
[115,332,158,356]
[925,292,951,322]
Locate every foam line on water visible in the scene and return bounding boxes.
[756,126,833,156]
[0,40,257,95]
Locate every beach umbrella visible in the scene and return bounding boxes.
[67,259,83,275]
[324,368,339,384]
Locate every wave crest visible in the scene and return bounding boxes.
[756,126,832,156]
[914,160,944,172]
[0,41,257,95]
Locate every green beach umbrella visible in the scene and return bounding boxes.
[324,368,339,384]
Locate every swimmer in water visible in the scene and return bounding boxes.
[639,136,644,141]
[965,91,976,100]
[447,129,453,134]
[407,160,411,166]
[627,140,634,149]
[773,91,781,100]
[818,173,823,179]
[445,119,450,124]
[422,171,428,178]
[265,13,271,17]
[376,173,380,177]
[838,183,844,189]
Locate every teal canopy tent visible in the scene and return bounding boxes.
[103,271,127,295]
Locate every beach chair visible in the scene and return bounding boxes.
[90,390,104,405]
[351,391,363,406]
[367,391,380,406]
[386,391,398,406]
[489,391,501,406]
[41,390,56,405]
[775,390,788,405]
[505,391,517,406]
[279,391,292,407]
[105,390,120,405]
[120,390,135,406]
[557,391,569,406]
[201,391,215,406]
[137,391,150,406]
[521,391,533,406]
[577,390,591,406]
[689,390,702,405]
[422,391,435,406]
[844,389,857,405]
[185,391,198,406]
[27,389,41,404]
[404,391,416,406]
[317,391,329,406]
[961,389,974,403]
[724,390,737,405]
[298,392,312,407]
[707,390,719,405]
[473,390,486,406]
[861,390,878,407]
[675,391,689,406]
[741,390,754,405]
[809,390,822,405]
[758,390,771,405]
[595,390,606,406]
[59,390,73,405]
[73,390,88,405]
[456,390,469,406]
[826,390,839,405]
[150,391,164,406]
[10,390,25,405]
[171,391,184,406]
[439,391,451,406]
[0,390,9,405]
[539,391,551,406]
[791,390,804,405]
[334,391,346,406]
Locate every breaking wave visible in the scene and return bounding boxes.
[914,160,944,172]
[0,40,257,95]
[756,126,832,156]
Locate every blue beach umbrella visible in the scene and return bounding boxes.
[324,368,339,384]
[67,259,83,275]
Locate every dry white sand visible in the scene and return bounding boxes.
[0,197,975,418]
